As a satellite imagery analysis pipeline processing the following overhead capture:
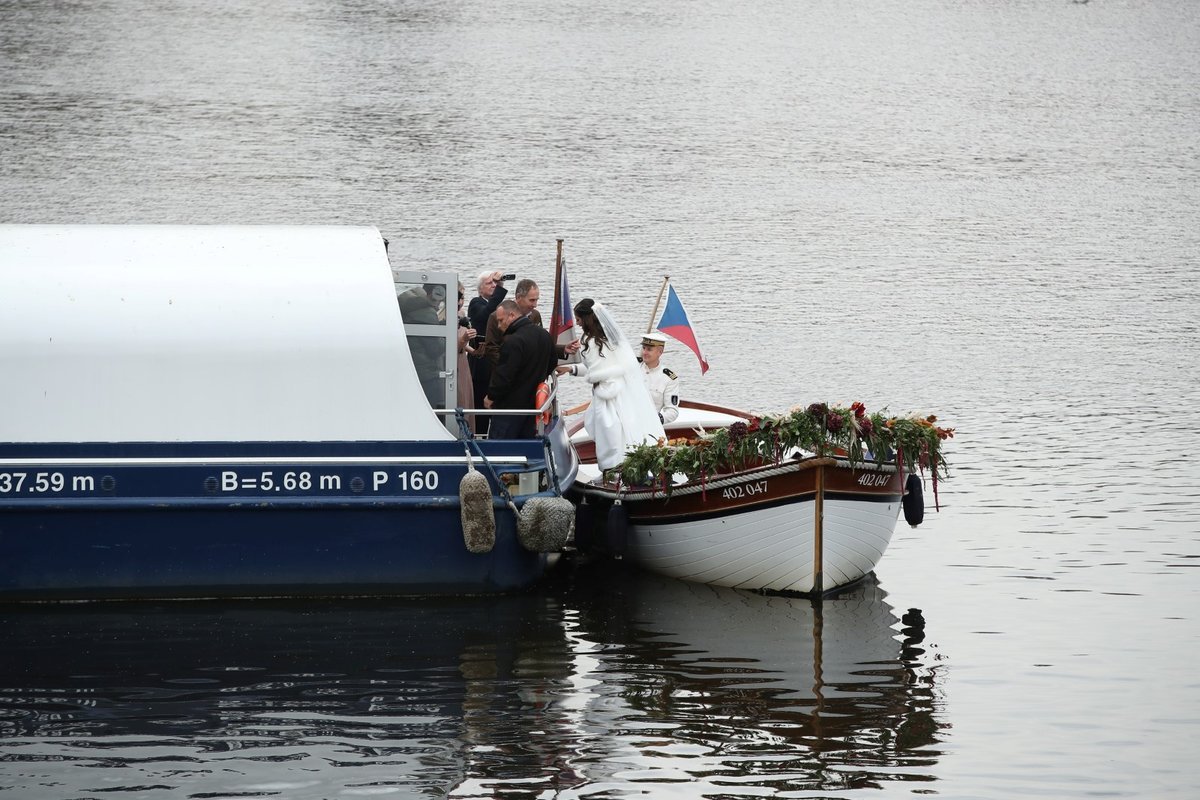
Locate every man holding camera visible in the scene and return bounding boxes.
[486,278,579,364]
[467,270,512,434]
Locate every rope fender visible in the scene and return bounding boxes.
[455,412,574,554]
[516,495,575,552]
[456,410,504,554]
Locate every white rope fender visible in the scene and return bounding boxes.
[517,496,576,552]
[459,446,496,554]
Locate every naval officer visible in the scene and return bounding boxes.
[639,332,680,424]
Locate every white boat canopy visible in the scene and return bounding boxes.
[0,224,453,442]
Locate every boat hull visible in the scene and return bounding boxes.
[573,458,904,595]
[0,439,569,600]
[1,506,549,600]
[0,225,584,601]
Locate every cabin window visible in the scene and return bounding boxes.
[395,277,455,420]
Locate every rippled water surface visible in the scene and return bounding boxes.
[2,569,940,799]
[2,0,1199,797]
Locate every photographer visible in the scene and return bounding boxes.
[467,270,512,435]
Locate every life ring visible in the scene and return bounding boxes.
[902,473,924,527]
[535,381,551,425]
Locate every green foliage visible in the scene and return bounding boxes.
[610,402,954,493]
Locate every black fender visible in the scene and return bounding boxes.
[903,473,925,527]
[606,500,629,557]
[573,498,598,554]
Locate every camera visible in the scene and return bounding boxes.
[501,273,516,281]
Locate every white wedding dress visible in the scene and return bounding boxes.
[571,303,666,471]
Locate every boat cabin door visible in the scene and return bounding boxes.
[394,270,460,435]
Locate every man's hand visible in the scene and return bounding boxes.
[483,396,494,409]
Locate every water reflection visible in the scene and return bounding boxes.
[0,596,574,798]
[563,563,946,795]
[0,567,946,798]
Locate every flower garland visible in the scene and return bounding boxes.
[612,402,954,496]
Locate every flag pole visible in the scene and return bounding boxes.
[647,275,669,333]
[550,239,564,339]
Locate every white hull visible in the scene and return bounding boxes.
[569,400,915,595]
[626,494,902,594]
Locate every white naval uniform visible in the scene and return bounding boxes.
[641,360,681,424]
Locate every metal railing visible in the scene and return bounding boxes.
[433,374,561,439]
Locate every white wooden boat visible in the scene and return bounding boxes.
[569,401,932,595]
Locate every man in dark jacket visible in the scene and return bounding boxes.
[484,300,557,439]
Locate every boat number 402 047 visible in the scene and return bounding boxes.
[721,480,768,500]
[857,472,892,488]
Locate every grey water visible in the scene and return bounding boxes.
[1,0,1198,797]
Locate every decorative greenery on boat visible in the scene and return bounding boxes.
[612,402,954,491]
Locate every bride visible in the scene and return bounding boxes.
[561,298,666,471]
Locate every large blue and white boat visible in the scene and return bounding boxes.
[0,225,578,600]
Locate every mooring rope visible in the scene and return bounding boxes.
[541,433,563,497]
[456,411,519,515]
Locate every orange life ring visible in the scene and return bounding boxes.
[535,381,552,425]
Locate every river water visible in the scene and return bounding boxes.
[2,0,1199,798]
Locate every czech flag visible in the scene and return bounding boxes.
[656,284,710,374]
[549,257,575,349]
